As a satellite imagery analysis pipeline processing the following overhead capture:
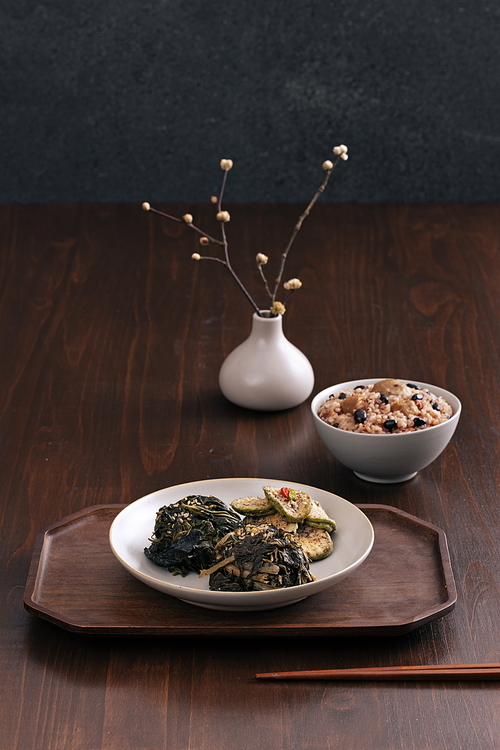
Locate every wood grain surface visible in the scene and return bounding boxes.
[2,201,500,749]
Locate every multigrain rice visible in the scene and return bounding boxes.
[317,379,453,434]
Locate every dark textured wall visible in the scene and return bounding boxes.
[1,1,500,204]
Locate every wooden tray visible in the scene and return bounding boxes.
[23,504,457,637]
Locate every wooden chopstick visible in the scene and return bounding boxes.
[256,663,500,681]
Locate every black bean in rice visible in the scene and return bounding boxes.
[317,380,453,434]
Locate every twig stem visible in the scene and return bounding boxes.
[257,264,273,298]
[271,156,340,303]
[220,221,261,314]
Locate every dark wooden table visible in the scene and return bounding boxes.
[2,201,500,749]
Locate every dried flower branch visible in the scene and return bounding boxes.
[142,145,348,316]
[269,146,347,305]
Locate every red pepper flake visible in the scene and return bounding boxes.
[280,487,290,499]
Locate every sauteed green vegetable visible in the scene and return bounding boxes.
[203,524,316,592]
[144,495,241,576]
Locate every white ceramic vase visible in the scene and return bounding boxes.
[219,311,315,411]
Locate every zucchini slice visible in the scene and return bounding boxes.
[263,486,313,522]
[296,525,334,561]
[304,500,337,532]
[231,495,274,516]
[249,512,298,534]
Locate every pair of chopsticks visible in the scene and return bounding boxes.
[256,662,500,681]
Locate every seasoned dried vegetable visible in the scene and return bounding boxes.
[203,524,316,592]
[144,495,241,576]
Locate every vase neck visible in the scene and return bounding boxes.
[251,311,284,341]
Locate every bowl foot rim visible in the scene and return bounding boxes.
[354,471,418,484]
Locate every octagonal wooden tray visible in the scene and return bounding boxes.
[23,503,457,637]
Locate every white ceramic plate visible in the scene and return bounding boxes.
[109,478,374,611]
